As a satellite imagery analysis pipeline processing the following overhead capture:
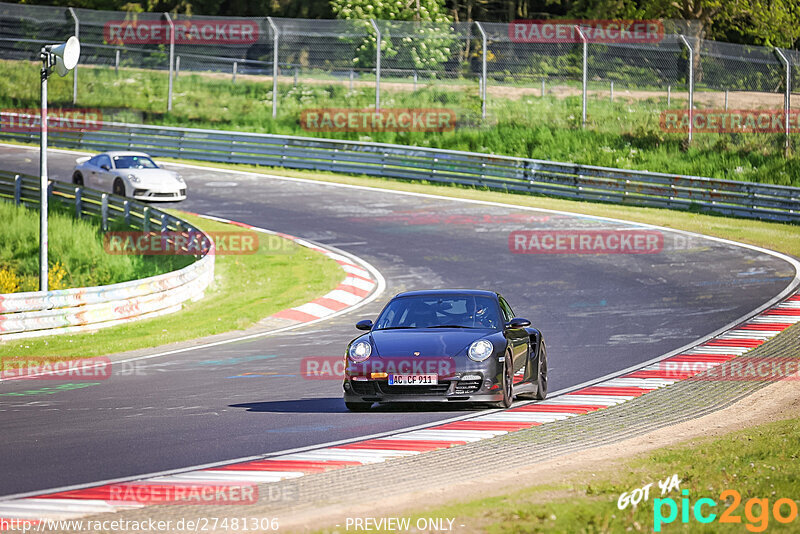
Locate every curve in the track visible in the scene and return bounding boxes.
[0,144,796,500]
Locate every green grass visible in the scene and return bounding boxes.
[388,415,800,533]
[0,198,190,291]
[0,212,344,360]
[2,59,798,186]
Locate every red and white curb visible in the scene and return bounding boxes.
[1,292,797,523]
[191,213,378,325]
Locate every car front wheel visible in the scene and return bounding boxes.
[492,352,513,409]
[72,172,83,186]
[113,178,126,197]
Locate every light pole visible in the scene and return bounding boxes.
[39,36,80,292]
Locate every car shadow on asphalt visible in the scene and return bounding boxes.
[230,398,486,414]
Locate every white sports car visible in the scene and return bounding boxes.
[72,151,186,202]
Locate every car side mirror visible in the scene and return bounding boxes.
[101,164,110,171]
[505,317,531,329]
[356,319,373,331]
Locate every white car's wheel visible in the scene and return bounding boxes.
[112,178,127,197]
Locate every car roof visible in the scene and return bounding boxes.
[100,151,152,158]
[392,289,499,299]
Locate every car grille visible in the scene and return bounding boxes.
[376,382,450,395]
[454,379,482,395]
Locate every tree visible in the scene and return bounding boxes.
[331,0,456,72]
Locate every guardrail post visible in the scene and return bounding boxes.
[574,25,588,128]
[143,206,151,233]
[475,22,487,120]
[123,200,130,225]
[774,48,791,156]
[678,35,694,144]
[164,13,175,112]
[101,193,109,231]
[68,7,79,104]
[14,175,21,205]
[160,213,168,234]
[74,187,82,218]
[267,17,279,119]
[370,19,382,111]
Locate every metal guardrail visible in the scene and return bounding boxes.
[0,169,215,340]
[0,115,798,222]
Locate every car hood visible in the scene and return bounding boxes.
[117,168,179,185]
[368,328,493,358]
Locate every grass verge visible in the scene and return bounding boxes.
[1,60,797,185]
[383,412,800,533]
[0,198,191,291]
[0,212,344,361]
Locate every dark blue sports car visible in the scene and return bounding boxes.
[343,289,547,411]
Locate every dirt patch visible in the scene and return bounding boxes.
[281,377,800,532]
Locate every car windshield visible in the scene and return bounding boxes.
[374,295,501,330]
[113,155,158,169]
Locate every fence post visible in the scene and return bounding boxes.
[164,13,175,112]
[774,48,791,156]
[610,81,614,101]
[667,85,671,106]
[232,61,237,83]
[175,56,180,77]
[267,17,279,118]
[541,78,545,97]
[143,206,150,233]
[349,69,354,90]
[74,187,82,218]
[724,89,729,110]
[678,35,694,144]
[574,25,588,128]
[101,193,109,231]
[294,67,298,86]
[475,22,487,119]
[370,19,381,111]
[115,49,120,75]
[68,7,79,104]
[14,175,21,205]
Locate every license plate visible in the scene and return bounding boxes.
[388,374,438,386]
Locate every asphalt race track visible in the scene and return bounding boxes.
[0,145,795,497]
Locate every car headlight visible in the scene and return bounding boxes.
[175,174,185,184]
[468,339,494,362]
[348,340,372,362]
[127,174,141,184]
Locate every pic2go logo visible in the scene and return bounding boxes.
[654,489,799,532]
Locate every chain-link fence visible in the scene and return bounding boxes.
[0,1,796,154]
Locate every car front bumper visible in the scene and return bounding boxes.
[343,374,504,404]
